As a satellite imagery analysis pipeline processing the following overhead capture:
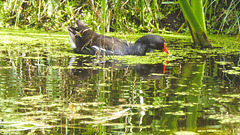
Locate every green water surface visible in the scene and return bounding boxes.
[0,29,240,134]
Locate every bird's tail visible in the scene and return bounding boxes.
[76,20,89,32]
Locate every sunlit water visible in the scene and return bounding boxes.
[0,30,240,134]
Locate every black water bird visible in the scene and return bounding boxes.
[68,20,169,56]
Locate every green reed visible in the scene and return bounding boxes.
[219,0,240,35]
[152,0,159,31]
[205,0,240,35]
[1,0,164,32]
[140,0,145,25]
[1,0,79,30]
[101,0,107,34]
[0,0,239,36]
[179,0,212,48]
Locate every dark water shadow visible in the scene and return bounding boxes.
[67,56,169,80]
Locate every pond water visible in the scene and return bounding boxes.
[0,29,240,134]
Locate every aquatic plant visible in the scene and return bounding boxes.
[1,28,240,134]
[179,0,212,48]
[0,0,239,37]
[205,0,240,36]
[0,0,185,32]
[0,0,81,30]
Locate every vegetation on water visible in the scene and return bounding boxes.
[0,29,240,134]
[0,0,239,37]
[0,28,239,64]
[0,0,240,134]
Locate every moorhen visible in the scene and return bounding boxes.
[68,20,169,56]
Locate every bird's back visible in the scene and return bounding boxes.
[76,20,129,55]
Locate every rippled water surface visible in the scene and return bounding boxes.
[0,29,240,134]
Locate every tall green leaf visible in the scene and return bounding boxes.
[192,0,206,32]
[101,0,107,34]
[179,0,212,48]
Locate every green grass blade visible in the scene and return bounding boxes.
[220,0,240,33]
[140,0,145,25]
[179,0,203,32]
[101,0,107,34]
[192,0,206,32]
[152,0,159,31]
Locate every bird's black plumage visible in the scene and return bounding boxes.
[68,20,169,56]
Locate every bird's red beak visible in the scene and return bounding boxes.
[162,43,170,55]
